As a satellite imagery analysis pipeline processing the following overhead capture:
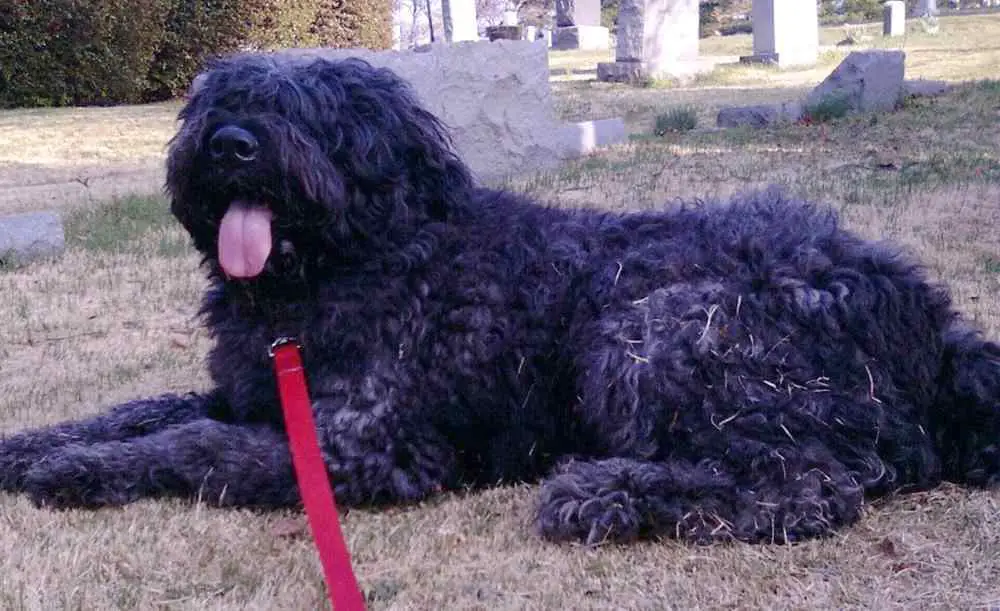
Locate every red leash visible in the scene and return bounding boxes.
[270,337,367,611]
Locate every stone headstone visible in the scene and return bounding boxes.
[558,118,628,155]
[597,0,701,82]
[260,42,626,182]
[556,0,602,26]
[805,50,906,115]
[0,211,66,267]
[541,28,553,47]
[524,25,538,40]
[917,0,938,15]
[443,0,479,42]
[740,0,819,67]
[552,0,608,50]
[883,1,905,36]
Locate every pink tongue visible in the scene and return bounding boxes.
[218,201,273,278]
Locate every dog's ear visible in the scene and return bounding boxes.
[311,59,474,225]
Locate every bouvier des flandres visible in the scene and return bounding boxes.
[1,54,998,545]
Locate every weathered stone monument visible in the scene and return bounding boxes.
[740,0,819,67]
[267,41,626,182]
[883,1,905,36]
[596,0,700,82]
[0,211,66,267]
[552,0,610,50]
[805,50,906,114]
[442,0,479,42]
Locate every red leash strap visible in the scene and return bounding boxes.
[270,338,366,611]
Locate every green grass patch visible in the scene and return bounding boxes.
[654,106,699,135]
[65,195,175,253]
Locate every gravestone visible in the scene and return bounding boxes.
[443,0,479,42]
[717,101,803,128]
[883,1,905,36]
[0,211,66,267]
[597,0,702,82]
[740,0,819,67]
[267,41,626,181]
[486,25,522,40]
[804,50,906,115]
[552,0,610,50]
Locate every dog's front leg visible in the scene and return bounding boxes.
[18,397,456,510]
[0,392,222,492]
[312,395,457,507]
[20,419,300,509]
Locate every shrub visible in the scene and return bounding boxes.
[803,93,852,123]
[654,106,699,135]
[311,0,392,50]
[148,0,392,101]
[1,0,394,107]
[0,0,169,108]
[145,0,268,102]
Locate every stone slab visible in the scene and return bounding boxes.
[597,59,706,83]
[0,211,65,266]
[904,78,952,97]
[558,118,627,155]
[716,102,803,128]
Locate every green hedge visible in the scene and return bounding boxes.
[0,0,169,107]
[0,0,392,108]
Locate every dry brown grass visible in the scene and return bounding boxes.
[3,16,1000,611]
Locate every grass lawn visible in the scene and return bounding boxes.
[2,13,1000,611]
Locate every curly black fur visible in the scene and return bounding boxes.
[2,54,999,545]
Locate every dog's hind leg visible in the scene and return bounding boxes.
[933,325,1000,487]
[0,392,221,492]
[535,451,865,545]
[19,419,300,509]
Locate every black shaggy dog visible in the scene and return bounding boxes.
[2,54,999,546]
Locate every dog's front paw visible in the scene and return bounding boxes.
[0,435,50,492]
[21,449,140,509]
[536,466,643,545]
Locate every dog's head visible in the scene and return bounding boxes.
[166,54,473,282]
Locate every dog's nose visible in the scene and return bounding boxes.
[208,126,259,162]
